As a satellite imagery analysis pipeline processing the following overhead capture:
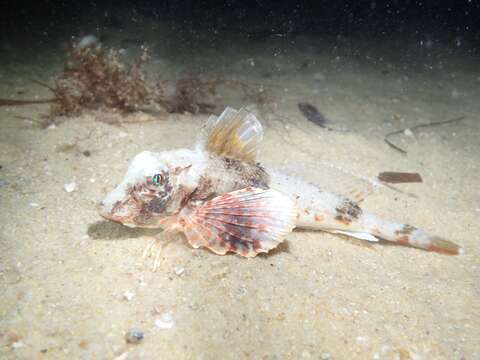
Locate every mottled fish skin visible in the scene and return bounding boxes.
[269,170,462,255]
[99,107,462,257]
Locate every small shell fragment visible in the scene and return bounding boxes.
[123,291,135,301]
[64,181,77,193]
[155,313,175,330]
[174,267,185,276]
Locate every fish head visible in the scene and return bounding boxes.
[99,151,183,228]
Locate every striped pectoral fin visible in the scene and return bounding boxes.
[179,187,297,257]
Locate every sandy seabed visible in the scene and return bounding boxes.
[1,21,479,360]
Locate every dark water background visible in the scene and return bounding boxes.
[1,1,478,59]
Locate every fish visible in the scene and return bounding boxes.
[298,102,328,128]
[99,107,463,268]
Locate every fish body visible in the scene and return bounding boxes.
[100,107,462,258]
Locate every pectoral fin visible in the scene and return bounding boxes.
[200,107,263,163]
[179,187,297,257]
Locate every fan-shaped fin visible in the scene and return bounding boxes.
[179,187,296,257]
[201,107,264,164]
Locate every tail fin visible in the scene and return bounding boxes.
[368,218,463,255]
[426,236,463,255]
[298,209,463,255]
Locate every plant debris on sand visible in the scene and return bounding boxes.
[51,44,154,116]
[47,41,269,118]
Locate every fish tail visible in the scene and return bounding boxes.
[365,215,463,255]
[297,205,463,255]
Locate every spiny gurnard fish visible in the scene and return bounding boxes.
[99,107,462,269]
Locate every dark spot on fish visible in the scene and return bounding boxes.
[335,199,362,225]
[214,219,263,255]
[224,157,244,172]
[223,157,270,190]
[298,102,328,128]
[393,225,416,246]
[190,176,218,201]
[145,174,173,213]
[224,233,250,254]
[250,177,270,190]
[146,196,169,213]
[394,224,417,237]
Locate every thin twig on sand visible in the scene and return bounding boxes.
[385,116,467,154]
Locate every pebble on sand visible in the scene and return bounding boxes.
[125,328,144,344]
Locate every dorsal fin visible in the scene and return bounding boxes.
[201,107,263,163]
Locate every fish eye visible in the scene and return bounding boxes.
[151,173,163,186]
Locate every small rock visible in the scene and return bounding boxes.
[155,313,175,330]
[64,181,76,193]
[29,202,39,207]
[320,352,332,360]
[125,328,144,344]
[403,128,413,137]
[82,150,91,157]
[174,267,185,276]
[238,286,248,296]
[123,291,135,301]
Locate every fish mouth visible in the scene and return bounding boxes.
[98,201,136,227]
[99,210,126,224]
